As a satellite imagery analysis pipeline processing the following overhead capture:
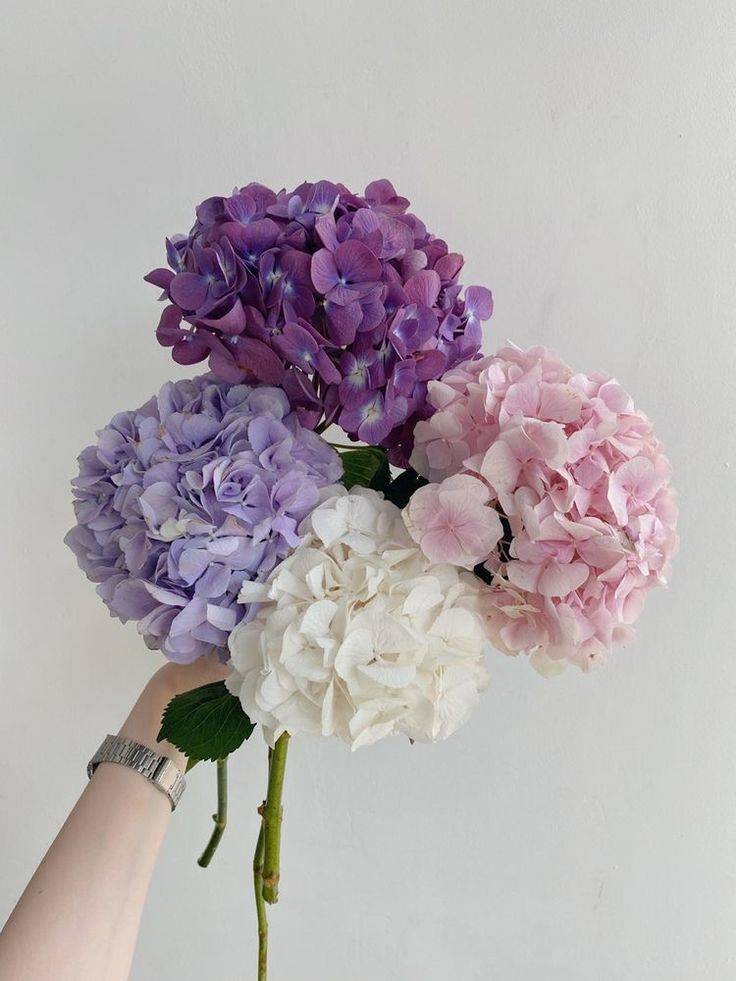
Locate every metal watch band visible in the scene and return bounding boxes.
[87,734,186,811]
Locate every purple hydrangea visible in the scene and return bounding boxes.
[65,376,342,663]
[146,179,493,465]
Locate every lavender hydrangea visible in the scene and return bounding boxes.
[146,179,493,465]
[65,376,342,663]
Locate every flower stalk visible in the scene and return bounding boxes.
[197,757,228,868]
[261,733,290,904]
[253,810,268,981]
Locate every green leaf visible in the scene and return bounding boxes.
[158,681,256,762]
[368,450,391,493]
[340,447,390,490]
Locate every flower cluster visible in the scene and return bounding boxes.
[146,179,492,464]
[226,487,489,749]
[64,172,680,976]
[406,344,679,673]
[65,376,341,662]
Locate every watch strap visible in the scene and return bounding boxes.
[87,734,185,810]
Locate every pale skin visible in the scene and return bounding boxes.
[0,655,229,981]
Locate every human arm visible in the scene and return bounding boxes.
[0,656,228,981]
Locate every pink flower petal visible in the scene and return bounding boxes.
[537,561,590,597]
[481,440,521,493]
[538,383,583,423]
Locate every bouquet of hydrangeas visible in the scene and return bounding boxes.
[66,179,678,979]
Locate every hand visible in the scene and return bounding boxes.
[120,652,232,770]
[147,651,232,701]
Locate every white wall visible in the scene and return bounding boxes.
[2,2,735,979]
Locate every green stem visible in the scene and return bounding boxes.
[261,733,290,904]
[253,809,268,981]
[197,758,228,868]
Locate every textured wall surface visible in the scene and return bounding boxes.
[1,2,735,979]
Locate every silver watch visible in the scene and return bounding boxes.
[87,734,186,810]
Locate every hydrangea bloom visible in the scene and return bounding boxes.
[226,487,489,749]
[146,178,492,464]
[403,473,503,568]
[65,376,342,662]
[407,344,679,674]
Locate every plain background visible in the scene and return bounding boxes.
[1,2,735,979]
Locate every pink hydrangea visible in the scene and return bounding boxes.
[403,474,503,568]
[406,343,679,674]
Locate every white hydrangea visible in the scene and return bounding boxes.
[226,487,489,750]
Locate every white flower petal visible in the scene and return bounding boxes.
[358,661,417,689]
[237,580,271,603]
[299,599,338,640]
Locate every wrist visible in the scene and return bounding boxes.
[88,734,186,811]
[119,677,187,771]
